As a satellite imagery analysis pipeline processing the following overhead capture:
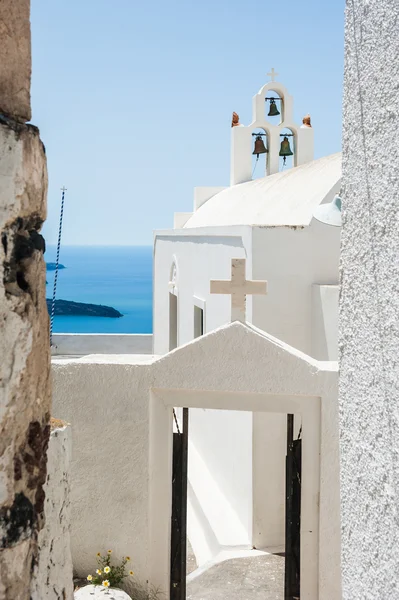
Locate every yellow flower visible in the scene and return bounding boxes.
[129,570,134,576]
[102,580,110,588]
[126,556,131,561]
[96,569,102,575]
[107,549,112,554]
[104,566,111,574]
[87,575,93,581]
[96,552,101,557]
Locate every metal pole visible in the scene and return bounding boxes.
[180,408,189,599]
[50,187,67,346]
[285,414,294,600]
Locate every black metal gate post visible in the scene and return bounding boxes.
[284,414,302,600]
[170,408,189,600]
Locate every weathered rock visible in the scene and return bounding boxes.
[0,0,31,122]
[74,586,132,600]
[31,422,74,600]
[0,115,50,598]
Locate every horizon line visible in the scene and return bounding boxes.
[45,244,152,247]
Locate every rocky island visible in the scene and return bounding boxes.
[46,299,123,318]
[46,262,66,270]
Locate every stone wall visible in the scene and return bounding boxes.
[339,0,399,598]
[31,421,73,599]
[0,1,53,598]
[0,0,31,122]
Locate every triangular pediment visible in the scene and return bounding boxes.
[152,322,337,396]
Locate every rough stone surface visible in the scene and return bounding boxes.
[0,114,50,599]
[186,554,284,600]
[339,1,399,599]
[0,0,32,121]
[74,586,132,600]
[31,424,74,600]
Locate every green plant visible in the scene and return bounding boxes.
[86,550,134,589]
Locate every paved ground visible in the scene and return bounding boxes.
[186,553,284,600]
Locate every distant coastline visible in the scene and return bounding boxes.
[47,299,123,319]
[46,263,66,271]
[44,246,152,334]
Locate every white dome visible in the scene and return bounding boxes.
[184,153,342,229]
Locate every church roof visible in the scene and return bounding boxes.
[184,153,341,229]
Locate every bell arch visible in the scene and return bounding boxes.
[251,127,269,179]
[264,89,283,125]
[278,126,297,172]
[230,77,314,185]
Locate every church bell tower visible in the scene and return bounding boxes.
[230,69,314,185]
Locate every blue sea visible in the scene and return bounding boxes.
[46,246,153,334]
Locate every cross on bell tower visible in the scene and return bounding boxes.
[267,68,279,82]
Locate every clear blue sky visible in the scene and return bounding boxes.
[31,0,345,246]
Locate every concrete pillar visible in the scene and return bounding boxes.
[339,1,399,598]
[0,1,52,599]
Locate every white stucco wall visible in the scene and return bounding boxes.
[311,284,339,361]
[252,412,286,549]
[153,228,252,354]
[252,222,340,357]
[52,360,152,597]
[187,408,253,565]
[31,423,73,600]
[52,323,340,600]
[153,220,340,561]
[51,334,153,356]
[339,2,399,598]
[153,229,256,565]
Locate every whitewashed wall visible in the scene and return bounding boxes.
[52,359,152,596]
[252,222,340,357]
[31,423,73,600]
[153,221,340,558]
[153,229,255,563]
[311,284,339,361]
[52,324,340,599]
[153,227,252,354]
[187,408,253,565]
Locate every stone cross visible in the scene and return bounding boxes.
[267,68,279,82]
[210,258,267,322]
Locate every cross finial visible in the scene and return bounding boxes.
[61,186,67,192]
[210,258,267,323]
[267,68,279,82]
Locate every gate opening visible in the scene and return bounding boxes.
[170,409,302,599]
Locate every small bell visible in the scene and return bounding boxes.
[268,98,280,117]
[252,135,268,157]
[279,136,293,164]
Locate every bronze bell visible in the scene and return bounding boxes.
[279,136,293,164]
[252,135,268,157]
[268,98,280,117]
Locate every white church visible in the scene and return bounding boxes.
[52,72,342,600]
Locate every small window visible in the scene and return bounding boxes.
[194,305,204,339]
